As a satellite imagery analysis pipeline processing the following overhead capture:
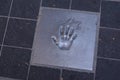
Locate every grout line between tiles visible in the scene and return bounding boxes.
[100,26,120,31]
[69,0,72,9]
[26,53,32,80]
[40,0,43,7]
[26,64,31,80]
[10,17,37,21]
[0,15,37,21]
[104,0,120,2]
[94,0,103,80]
[38,0,43,16]
[98,56,120,61]
[3,45,32,50]
[0,77,21,80]
[0,15,8,18]
[60,69,63,80]
[0,0,14,56]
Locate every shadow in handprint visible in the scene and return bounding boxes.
[51,18,81,50]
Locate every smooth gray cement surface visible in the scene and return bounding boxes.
[31,7,99,71]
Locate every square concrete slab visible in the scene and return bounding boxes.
[31,7,99,71]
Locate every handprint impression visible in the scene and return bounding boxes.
[51,18,81,50]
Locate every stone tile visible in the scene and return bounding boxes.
[10,0,41,19]
[0,17,7,44]
[100,1,120,29]
[62,70,94,80]
[0,0,12,16]
[28,66,60,80]
[4,18,36,48]
[96,58,120,80]
[71,0,101,12]
[42,0,70,9]
[0,46,31,80]
[98,28,120,59]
